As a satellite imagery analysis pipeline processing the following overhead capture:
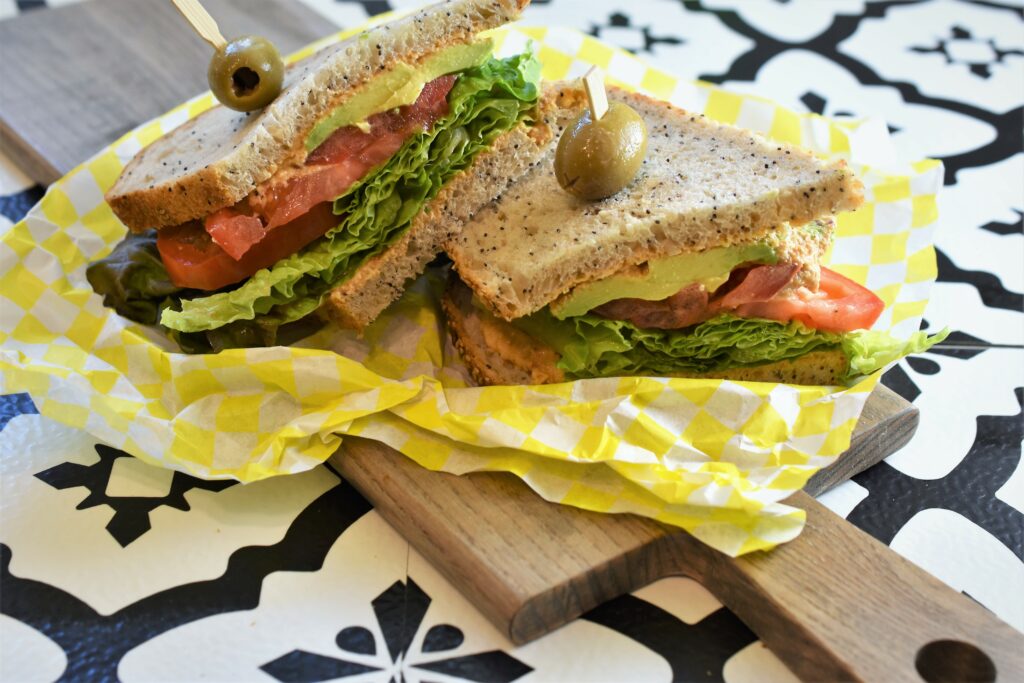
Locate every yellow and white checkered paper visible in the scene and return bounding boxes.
[0,22,943,557]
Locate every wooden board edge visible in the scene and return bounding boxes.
[804,383,917,496]
[331,383,919,646]
[0,121,60,186]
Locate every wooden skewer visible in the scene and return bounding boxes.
[171,0,227,51]
[582,66,609,120]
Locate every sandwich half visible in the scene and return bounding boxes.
[444,85,930,386]
[88,0,553,352]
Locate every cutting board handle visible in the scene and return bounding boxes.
[663,491,1022,682]
[334,384,1024,681]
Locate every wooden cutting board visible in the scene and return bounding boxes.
[0,0,331,185]
[331,385,1024,682]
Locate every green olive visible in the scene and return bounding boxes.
[554,102,648,201]
[208,35,284,112]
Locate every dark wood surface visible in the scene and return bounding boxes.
[0,0,332,184]
[332,384,1023,681]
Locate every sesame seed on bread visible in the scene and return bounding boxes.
[106,0,530,233]
[445,83,865,322]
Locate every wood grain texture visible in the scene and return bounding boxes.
[0,0,331,185]
[171,0,229,50]
[331,384,1024,681]
[804,382,917,496]
[702,491,1022,681]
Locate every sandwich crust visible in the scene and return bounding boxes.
[447,83,865,322]
[106,0,529,233]
[443,273,850,386]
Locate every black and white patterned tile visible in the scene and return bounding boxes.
[1,417,347,610]
[516,0,757,80]
[700,0,868,44]
[719,49,998,167]
[928,156,1024,346]
[868,346,1022,629]
[1,0,1022,681]
[840,0,1024,115]
[0,407,391,680]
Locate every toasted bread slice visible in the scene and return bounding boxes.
[446,84,864,322]
[106,0,529,233]
[443,274,849,386]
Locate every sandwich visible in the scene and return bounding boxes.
[87,0,553,353]
[444,85,937,386]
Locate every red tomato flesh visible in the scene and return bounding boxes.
[595,266,883,334]
[165,74,458,291]
[305,74,456,166]
[248,159,368,231]
[734,267,884,333]
[203,208,265,261]
[158,202,339,291]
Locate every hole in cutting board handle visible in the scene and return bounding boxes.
[915,639,996,682]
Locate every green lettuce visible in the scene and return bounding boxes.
[514,308,947,384]
[84,230,326,353]
[842,328,948,377]
[85,231,179,325]
[160,52,541,335]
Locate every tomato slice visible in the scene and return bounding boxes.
[590,264,883,333]
[194,73,459,272]
[734,267,884,333]
[250,159,368,231]
[158,202,339,291]
[204,208,266,260]
[306,73,457,166]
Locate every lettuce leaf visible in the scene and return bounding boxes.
[160,52,541,335]
[514,308,946,384]
[85,231,179,325]
[166,309,325,354]
[84,231,326,353]
[841,327,948,377]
